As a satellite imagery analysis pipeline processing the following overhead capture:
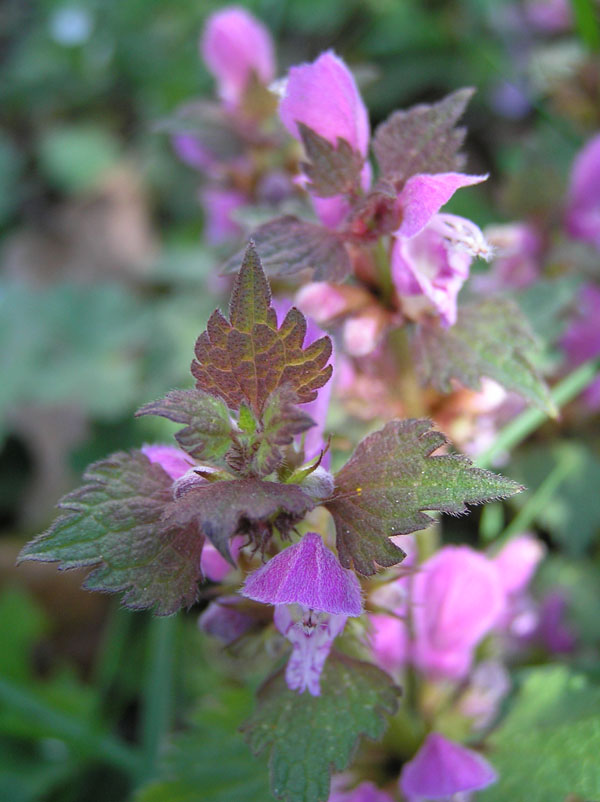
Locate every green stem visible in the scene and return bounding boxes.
[374,239,394,306]
[389,326,426,418]
[93,604,132,715]
[492,449,578,548]
[476,358,600,470]
[140,615,178,780]
[571,0,600,51]
[0,677,142,777]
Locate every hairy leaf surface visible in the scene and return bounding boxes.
[18,451,205,615]
[412,298,555,414]
[242,651,400,802]
[223,217,351,282]
[165,478,314,563]
[136,389,234,463]
[194,244,332,413]
[326,419,522,575]
[250,386,315,477]
[298,123,364,198]
[373,88,473,183]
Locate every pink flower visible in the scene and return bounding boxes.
[395,174,488,240]
[279,51,371,228]
[141,443,194,480]
[400,732,497,800]
[565,134,600,250]
[476,222,541,292]
[492,534,545,598]
[537,591,576,653]
[410,547,505,678]
[525,0,572,32]
[200,186,246,245]
[200,7,275,107]
[171,133,215,171]
[392,213,489,327]
[242,532,362,616]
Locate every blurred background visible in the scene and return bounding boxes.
[1,1,600,800]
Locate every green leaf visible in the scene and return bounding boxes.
[298,123,364,198]
[481,667,600,802]
[37,124,121,193]
[412,298,555,415]
[250,387,315,477]
[222,216,352,282]
[18,451,206,615]
[193,244,333,414]
[325,419,522,575]
[136,389,234,464]
[242,651,400,802]
[163,478,315,563]
[373,88,473,183]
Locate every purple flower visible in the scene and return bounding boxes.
[410,547,505,679]
[274,604,347,696]
[561,283,600,409]
[392,213,489,327]
[241,532,362,616]
[537,591,576,653]
[199,596,254,644]
[279,50,371,228]
[200,6,275,108]
[171,133,215,172]
[565,134,600,250]
[399,732,497,800]
[200,186,246,245]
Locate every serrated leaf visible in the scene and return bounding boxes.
[194,244,333,414]
[251,386,315,477]
[223,216,351,282]
[412,298,555,414]
[325,419,522,575]
[242,651,400,802]
[163,478,314,563]
[136,390,234,464]
[373,88,473,184]
[298,123,364,199]
[481,667,600,802]
[18,451,205,615]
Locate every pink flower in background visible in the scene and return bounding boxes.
[200,186,246,245]
[525,0,572,32]
[201,6,275,107]
[537,591,576,653]
[561,283,600,409]
[171,133,215,172]
[458,660,511,730]
[492,534,545,598]
[279,50,371,228]
[242,532,362,695]
[475,222,541,292]
[199,596,254,644]
[410,546,505,678]
[565,134,600,250]
[400,732,497,800]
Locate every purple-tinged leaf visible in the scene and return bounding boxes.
[373,88,474,184]
[325,419,522,575]
[249,386,315,477]
[345,179,399,241]
[193,244,333,414]
[157,100,245,164]
[412,298,556,414]
[298,123,365,199]
[223,216,352,281]
[164,477,314,563]
[18,451,206,615]
[241,651,400,802]
[136,390,234,463]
